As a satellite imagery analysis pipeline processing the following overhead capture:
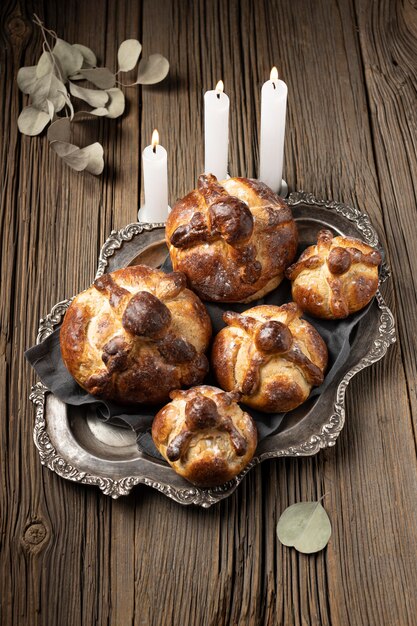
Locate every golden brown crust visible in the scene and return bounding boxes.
[60,265,212,404]
[212,303,328,413]
[151,385,257,487]
[285,229,381,319]
[166,174,298,303]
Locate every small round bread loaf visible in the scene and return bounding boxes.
[60,265,212,404]
[212,303,327,413]
[166,174,298,303]
[152,385,258,487]
[285,229,382,319]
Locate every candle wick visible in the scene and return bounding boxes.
[153,145,156,154]
[217,92,220,99]
[273,82,276,90]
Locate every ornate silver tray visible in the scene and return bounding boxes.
[29,192,396,507]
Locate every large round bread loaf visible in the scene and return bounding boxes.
[166,174,298,303]
[152,385,258,487]
[212,303,327,413]
[60,265,212,404]
[286,229,381,319]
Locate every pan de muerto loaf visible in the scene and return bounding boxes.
[166,174,298,302]
[285,229,382,319]
[152,385,257,487]
[60,265,212,404]
[212,303,327,413]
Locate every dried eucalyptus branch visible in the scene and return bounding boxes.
[17,15,170,175]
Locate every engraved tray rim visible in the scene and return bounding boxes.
[29,191,396,507]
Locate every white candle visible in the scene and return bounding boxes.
[139,129,169,223]
[259,67,288,193]
[204,80,230,181]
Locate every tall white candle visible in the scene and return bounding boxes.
[204,80,230,181]
[139,129,169,223]
[259,67,288,193]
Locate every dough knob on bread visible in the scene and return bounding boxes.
[254,320,293,354]
[122,291,171,338]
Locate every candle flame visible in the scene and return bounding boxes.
[270,66,279,81]
[151,129,159,150]
[215,80,224,93]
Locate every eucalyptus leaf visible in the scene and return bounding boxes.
[135,53,169,84]
[50,140,79,158]
[103,87,125,118]
[17,106,51,135]
[78,142,104,174]
[50,140,104,174]
[46,99,55,121]
[36,51,54,78]
[69,82,109,107]
[17,15,170,176]
[60,90,75,119]
[31,74,67,113]
[117,39,142,72]
[53,39,83,78]
[47,117,71,143]
[17,66,38,94]
[277,501,332,554]
[88,107,109,116]
[80,67,116,90]
[72,43,97,67]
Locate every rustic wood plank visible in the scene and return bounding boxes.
[0,0,416,625]
[354,0,417,434]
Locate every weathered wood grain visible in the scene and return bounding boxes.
[0,0,416,625]
[355,0,417,430]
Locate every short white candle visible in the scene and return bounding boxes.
[204,80,230,181]
[259,67,288,193]
[139,129,169,223]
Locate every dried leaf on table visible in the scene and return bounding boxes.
[17,106,51,135]
[277,501,332,554]
[80,68,116,90]
[135,53,169,85]
[117,39,142,72]
[36,51,54,78]
[87,107,109,116]
[31,74,67,113]
[16,16,169,175]
[17,66,38,94]
[103,88,125,118]
[47,118,71,143]
[78,142,104,174]
[53,38,83,78]
[72,43,97,68]
[50,140,104,174]
[69,82,109,107]
[61,90,75,119]
[46,99,55,121]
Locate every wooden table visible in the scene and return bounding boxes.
[1,1,416,624]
